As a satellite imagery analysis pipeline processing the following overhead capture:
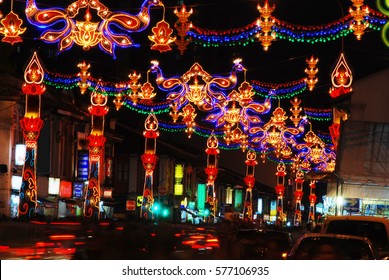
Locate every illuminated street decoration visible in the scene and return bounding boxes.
[140,113,159,220]
[329,108,349,150]
[187,3,386,48]
[377,0,389,47]
[290,97,303,127]
[85,81,109,219]
[304,56,319,91]
[349,0,370,40]
[329,52,353,98]
[149,4,176,53]
[18,52,45,220]
[295,127,337,172]
[308,180,317,223]
[77,61,91,94]
[25,0,162,58]
[293,169,304,226]
[113,82,127,110]
[0,0,26,45]
[206,80,272,150]
[150,59,246,137]
[174,4,192,55]
[256,0,276,51]
[243,150,258,221]
[274,161,286,222]
[127,71,143,105]
[204,133,219,223]
[250,99,306,158]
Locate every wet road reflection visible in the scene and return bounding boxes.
[0,219,221,260]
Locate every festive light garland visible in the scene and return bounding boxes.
[188,6,388,48]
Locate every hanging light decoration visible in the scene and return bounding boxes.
[304,55,319,91]
[0,0,26,45]
[243,150,258,221]
[289,97,303,127]
[77,61,91,95]
[295,125,337,173]
[174,4,193,55]
[139,70,157,102]
[127,71,143,105]
[113,82,127,110]
[256,0,276,51]
[25,0,163,58]
[84,80,109,220]
[206,79,272,151]
[349,0,370,40]
[329,52,353,98]
[150,59,245,137]
[18,52,45,221]
[250,98,306,159]
[149,3,176,52]
[204,133,219,223]
[140,113,159,220]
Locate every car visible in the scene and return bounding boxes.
[320,215,389,257]
[235,228,294,260]
[287,233,381,260]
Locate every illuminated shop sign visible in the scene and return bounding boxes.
[77,150,89,181]
[11,175,22,190]
[73,182,84,198]
[48,177,60,195]
[60,181,72,198]
[15,144,26,166]
[174,164,184,196]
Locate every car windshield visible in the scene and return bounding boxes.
[326,220,388,249]
[292,237,376,260]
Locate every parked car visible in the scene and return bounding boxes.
[235,228,294,259]
[320,215,389,257]
[287,233,381,260]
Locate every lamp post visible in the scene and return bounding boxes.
[84,82,108,220]
[294,169,304,226]
[275,161,286,223]
[140,113,159,220]
[204,133,219,223]
[243,150,258,221]
[18,52,45,220]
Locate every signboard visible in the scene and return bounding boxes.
[73,182,84,198]
[77,150,89,181]
[48,177,60,195]
[126,200,136,211]
[136,196,143,206]
[158,186,168,195]
[60,181,72,198]
[15,144,26,166]
[11,175,22,190]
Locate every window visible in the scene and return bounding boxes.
[116,161,129,181]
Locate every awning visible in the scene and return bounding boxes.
[59,198,84,207]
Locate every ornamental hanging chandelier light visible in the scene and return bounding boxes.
[149,2,176,53]
[329,52,353,98]
[256,0,276,51]
[174,4,192,55]
[349,0,370,40]
[0,0,26,45]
